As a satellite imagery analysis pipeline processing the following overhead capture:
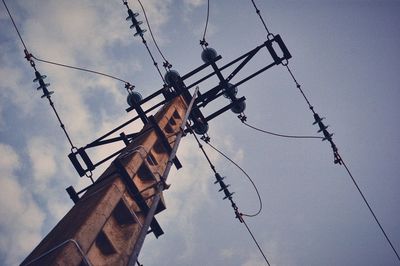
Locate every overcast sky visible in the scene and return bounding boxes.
[1,0,400,265]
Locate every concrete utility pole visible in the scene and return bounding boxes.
[20,17,292,265]
[21,93,193,266]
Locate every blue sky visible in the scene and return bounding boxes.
[1,0,400,265]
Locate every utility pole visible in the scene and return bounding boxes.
[21,92,195,266]
[20,31,292,265]
[19,4,291,264]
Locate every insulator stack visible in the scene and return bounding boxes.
[313,113,341,164]
[214,173,234,200]
[126,8,146,37]
[33,70,54,98]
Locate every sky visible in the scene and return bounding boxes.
[1,0,400,265]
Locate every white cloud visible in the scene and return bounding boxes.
[220,247,235,259]
[184,0,206,8]
[28,137,57,186]
[0,143,45,266]
[0,64,38,118]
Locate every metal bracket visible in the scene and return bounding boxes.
[67,34,291,178]
[114,160,164,238]
[148,116,182,170]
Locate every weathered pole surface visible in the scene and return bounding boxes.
[21,92,193,266]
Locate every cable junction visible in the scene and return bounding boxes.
[189,127,271,266]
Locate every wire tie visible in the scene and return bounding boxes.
[24,49,32,60]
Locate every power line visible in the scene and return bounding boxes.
[239,115,323,140]
[338,154,400,262]
[2,0,132,86]
[203,139,262,217]
[285,65,314,111]
[30,54,131,84]
[189,127,271,266]
[242,217,271,265]
[2,0,78,153]
[249,0,272,37]
[122,0,166,83]
[136,0,172,69]
[247,0,400,262]
[2,0,28,50]
[201,0,210,45]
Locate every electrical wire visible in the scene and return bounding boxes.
[338,154,400,262]
[249,0,272,36]
[204,140,262,217]
[30,54,131,84]
[285,65,314,112]
[122,1,166,83]
[241,119,323,140]
[242,218,271,266]
[247,1,400,262]
[2,0,28,50]
[141,38,166,82]
[47,96,76,150]
[137,0,171,68]
[201,0,210,44]
[189,127,271,266]
[2,0,132,86]
[2,0,78,152]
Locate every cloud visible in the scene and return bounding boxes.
[0,143,45,266]
[184,0,206,8]
[28,137,57,186]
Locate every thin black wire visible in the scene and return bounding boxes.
[189,126,217,173]
[2,0,77,151]
[189,127,271,266]
[247,0,400,261]
[2,0,28,50]
[137,0,170,67]
[47,96,76,149]
[122,1,165,82]
[202,0,210,43]
[30,54,130,84]
[242,120,323,140]
[249,0,272,36]
[338,154,400,262]
[204,140,262,217]
[285,65,315,112]
[3,0,131,85]
[140,37,166,82]
[242,218,271,266]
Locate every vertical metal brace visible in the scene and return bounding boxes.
[265,34,292,65]
[68,148,95,177]
[66,186,80,204]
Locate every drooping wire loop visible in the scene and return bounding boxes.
[201,136,263,218]
[189,125,271,265]
[200,0,210,49]
[136,0,172,70]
